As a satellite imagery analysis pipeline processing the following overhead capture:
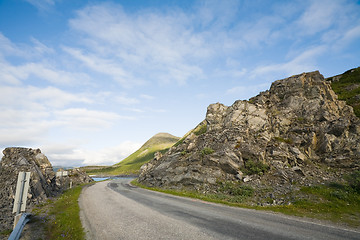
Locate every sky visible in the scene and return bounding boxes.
[0,0,359,167]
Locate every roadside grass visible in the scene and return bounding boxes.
[132,178,360,228]
[265,183,360,227]
[32,184,89,239]
[131,179,252,208]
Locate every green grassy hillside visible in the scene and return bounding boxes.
[83,133,180,176]
[328,66,360,117]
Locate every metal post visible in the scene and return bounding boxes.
[13,172,31,214]
[17,173,26,215]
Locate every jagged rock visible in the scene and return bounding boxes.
[139,71,360,201]
[0,147,93,232]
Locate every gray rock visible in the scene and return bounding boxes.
[0,147,93,232]
[139,71,360,203]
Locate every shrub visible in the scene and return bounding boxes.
[201,147,215,156]
[242,159,269,175]
[218,181,254,197]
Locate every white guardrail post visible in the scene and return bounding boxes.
[8,172,31,240]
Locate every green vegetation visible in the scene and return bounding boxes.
[274,136,293,144]
[83,133,179,176]
[133,171,360,227]
[201,147,215,156]
[330,67,360,117]
[216,181,254,202]
[32,185,88,239]
[174,121,207,147]
[344,171,360,193]
[193,123,207,136]
[131,179,253,206]
[0,229,12,238]
[267,179,360,226]
[242,159,269,175]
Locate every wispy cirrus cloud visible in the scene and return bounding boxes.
[24,0,55,11]
[67,3,209,86]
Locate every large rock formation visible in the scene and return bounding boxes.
[139,71,360,201]
[0,147,93,232]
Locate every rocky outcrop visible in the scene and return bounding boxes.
[0,147,93,232]
[139,71,360,201]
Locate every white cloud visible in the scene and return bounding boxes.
[0,85,91,109]
[296,0,339,35]
[0,83,129,150]
[30,37,55,55]
[226,83,270,100]
[0,33,21,57]
[140,94,154,100]
[62,47,142,87]
[54,108,131,131]
[0,59,91,86]
[42,141,142,166]
[333,25,360,50]
[0,60,23,85]
[115,95,140,105]
[124,108,145,113]
[25,0,55,11]
[250,45,327,81]
[67,3,207,86]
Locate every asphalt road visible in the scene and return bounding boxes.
[79,178,360,240]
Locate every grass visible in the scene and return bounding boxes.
[32,184,89,239]
[201,147,215,156]
[133,172,360,228]
[193,123,207,136]
[0,229,12,237]
[174,121,207,147]
[266,182,360,227]
[330,67,360,117]
[242,159,270,176]
[131,179,253,207]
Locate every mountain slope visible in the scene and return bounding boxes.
[327,66,360,117]
[84,133,180,176]
[139,70,360,198]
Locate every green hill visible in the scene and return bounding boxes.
[82,133,180,176]
[327,66,360,117]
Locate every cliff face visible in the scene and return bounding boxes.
[139,71,360,199]
[0,147,93,232]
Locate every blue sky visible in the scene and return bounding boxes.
[1,0,359,166]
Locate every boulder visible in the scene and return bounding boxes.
[0,147,93,232]
[139,71,360,200]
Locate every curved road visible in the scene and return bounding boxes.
[79,178,360,240]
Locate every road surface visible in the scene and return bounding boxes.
[79,178,360,240]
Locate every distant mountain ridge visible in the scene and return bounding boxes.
[83,133,180,176]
